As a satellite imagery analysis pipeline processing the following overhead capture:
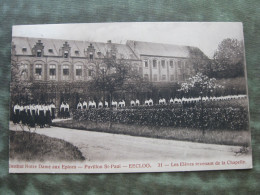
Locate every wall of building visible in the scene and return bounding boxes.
[140,56,193,83]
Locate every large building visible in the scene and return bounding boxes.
[11,37,207,106]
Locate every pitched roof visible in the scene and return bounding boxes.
[126,40,207,59]
[12,37,138,60]
[12,37,207,60]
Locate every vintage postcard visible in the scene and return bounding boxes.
[9,22,252,173]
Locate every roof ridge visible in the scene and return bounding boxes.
[127,40,196,48]
[12,36,117,46]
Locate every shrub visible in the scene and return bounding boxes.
[72,99,249,131]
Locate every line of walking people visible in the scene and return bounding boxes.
[12,103,56,128]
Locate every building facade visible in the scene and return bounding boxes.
[11,37,207,107]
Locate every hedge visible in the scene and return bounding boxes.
[72,101,249,131]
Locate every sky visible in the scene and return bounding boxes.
[12,22,244,58]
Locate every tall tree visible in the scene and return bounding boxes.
[178,72,223,134]
[10,48,32,105]
[88,56,131,105]
[213,38,245,78]
[187,46,212,76]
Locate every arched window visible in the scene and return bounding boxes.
[75,65,83,80]
[20,63,28,80]
[49,64,56,80]
[35,64,42,80]
[62,65,70,80]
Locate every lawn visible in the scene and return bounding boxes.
[53,120,251,147]
[9,130,85,162]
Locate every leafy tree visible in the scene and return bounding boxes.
[88,53,147,128]
[88,56,130,104]
[187,46,212,76]
[178,73,223,134]
[10,53,32,105]
[179,73,223,98]
[213,38,245,78]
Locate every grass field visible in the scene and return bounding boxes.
[9,130,85,161]
[53,120,251,147]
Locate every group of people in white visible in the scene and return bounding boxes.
[59,102,70,118]
[169,94,247,104]
[76,95,246,109]
[12,103,56,128]
[12,94,246,128]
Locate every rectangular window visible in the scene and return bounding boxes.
[76,69,82,76]
[153,60,157,68]
[63,65,69,80]
[144,60,148,68]
[88,70,92,76]
[162,75,166,81]
[153,74,158,81]
[178,61,182,76]
[161,60,165,68]
[170,61,173,68]
[49,64,56,80]
[35,64,42,79]
[37,50,42,57]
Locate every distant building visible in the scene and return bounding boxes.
[11,37,207,106]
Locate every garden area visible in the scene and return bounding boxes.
[9,130,85,162]
[53,98,250,147]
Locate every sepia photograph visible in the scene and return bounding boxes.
[9,22,252,173]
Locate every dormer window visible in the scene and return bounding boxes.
[64,51,69,58]
[89,52,93,60]
[97,51,101,56]
[22,47,27,52]
[48,49,53,53]
[37,50,42,57]
[75,50,79,55]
